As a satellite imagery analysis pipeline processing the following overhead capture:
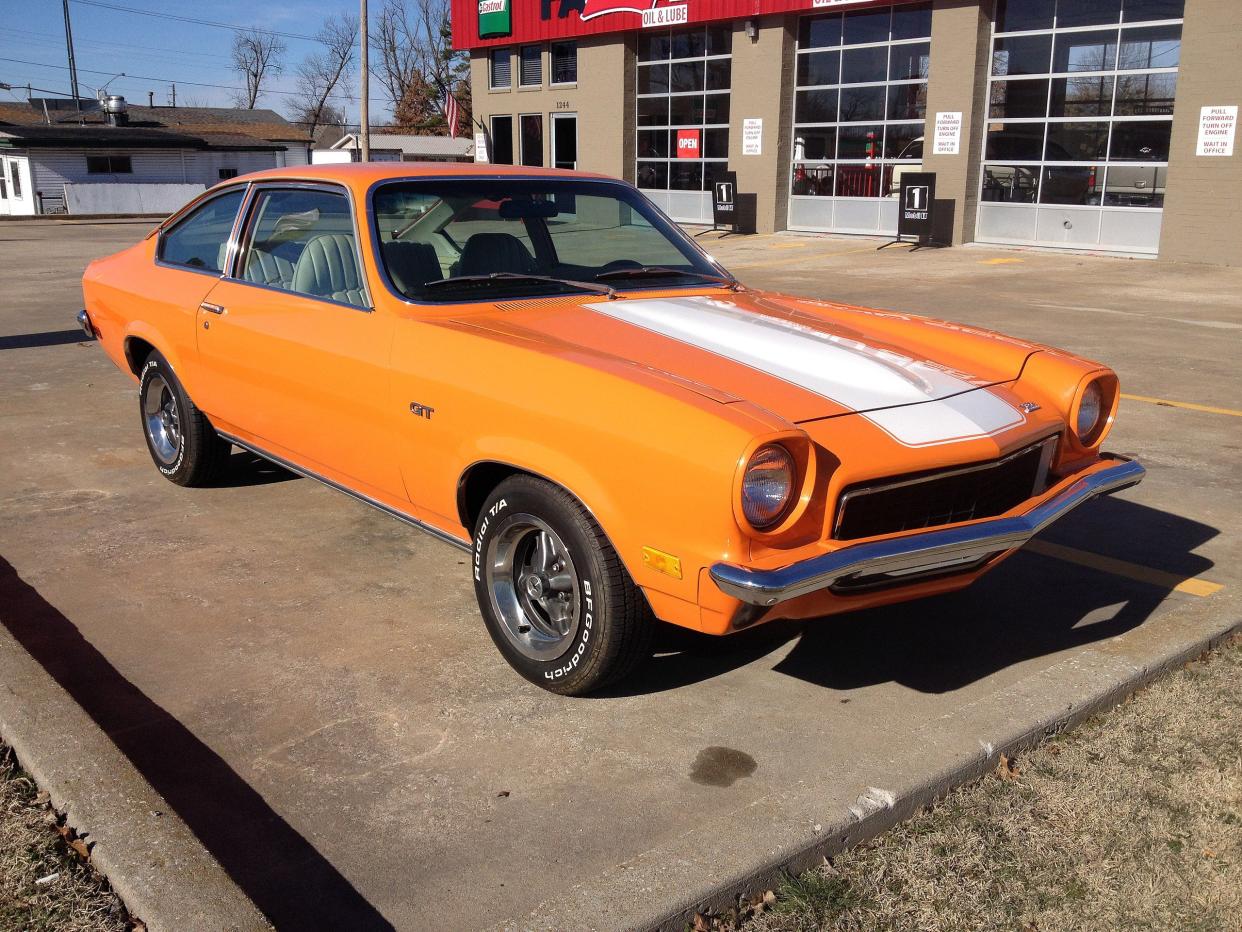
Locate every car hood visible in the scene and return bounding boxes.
[455,289,1042,444]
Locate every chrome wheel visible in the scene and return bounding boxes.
[485,514,581,661]
[142,372,181,465]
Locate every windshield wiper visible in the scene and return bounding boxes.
[595,266,740,290]
[424,272,616,299]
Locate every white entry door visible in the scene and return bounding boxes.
[2,157,35,216]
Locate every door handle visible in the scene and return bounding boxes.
[200,302,226,315]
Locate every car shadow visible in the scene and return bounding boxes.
[607,497,1219,697]
[0,329,92,350]
[213,449,299,487]
[0,556,393,931]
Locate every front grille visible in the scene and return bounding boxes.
[834,437,1055,542]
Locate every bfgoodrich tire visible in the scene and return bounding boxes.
[138,350,231,487]
[472,475,654,696]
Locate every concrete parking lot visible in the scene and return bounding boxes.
[1,219,1238,930]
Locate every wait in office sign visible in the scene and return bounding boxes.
[452,0,915,49]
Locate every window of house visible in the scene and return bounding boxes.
[86,155,133,174]
[491,115,515,164]
[158,188,245,273]
[551,41,578,84]
[218,168,239,180]
[8,163,19,199]
[519,45,542,87]
[489,48,512,90]
[520,114,544,166]
[238,187,365,306]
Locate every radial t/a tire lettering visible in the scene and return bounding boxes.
[138,349,231,487]
[472,474,654,696]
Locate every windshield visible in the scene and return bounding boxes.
[370,178,731,302]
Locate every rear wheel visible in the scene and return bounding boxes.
[138,350,231,486]
[472,475,653,695]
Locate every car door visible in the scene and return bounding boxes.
[193,183,403,499]
[148,185,250,390]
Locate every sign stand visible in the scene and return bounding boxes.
[879,172,947,250]
[695,171,756,237]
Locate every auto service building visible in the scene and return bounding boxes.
[453,0,1240,264]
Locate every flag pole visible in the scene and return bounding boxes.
[359,0,370,162]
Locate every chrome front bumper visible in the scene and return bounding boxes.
[76,309,95,339]
[710,456,1146,607]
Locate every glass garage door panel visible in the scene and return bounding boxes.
[636,24,731,223]
[789,3,932,235]
[976,0,1183,255]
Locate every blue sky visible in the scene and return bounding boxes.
[0,0,379,123]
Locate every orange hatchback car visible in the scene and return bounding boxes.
[80,164,1143,695]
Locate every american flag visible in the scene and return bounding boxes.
[443,87,460,139]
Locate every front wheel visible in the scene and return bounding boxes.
[472,475,653,696]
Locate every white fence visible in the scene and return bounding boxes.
[63,182,206,215]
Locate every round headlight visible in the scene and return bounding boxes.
[741,444,795,530]
[1076,380,1104,442]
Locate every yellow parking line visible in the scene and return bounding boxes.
[980,257,1024,265]
[1026,540,1224,597]
[731,244,883,269]
[1120,393,1242,418]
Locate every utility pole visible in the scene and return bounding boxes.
[62,0,81,117]
[359,0,370,161]
[171,82,177,107]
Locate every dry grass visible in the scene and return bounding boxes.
[747,636,1241,932]
[0,743,130,931]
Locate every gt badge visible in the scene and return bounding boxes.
[1019,402,1041,413]
[409,402,435,419]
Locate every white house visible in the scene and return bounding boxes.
[0,98,312,216]
[313,133,474,165]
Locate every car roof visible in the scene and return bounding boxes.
[238,162,616,187]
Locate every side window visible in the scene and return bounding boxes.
[158,188,246,273]
[238,187,366,307]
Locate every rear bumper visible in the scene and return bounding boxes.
[709,456,1145,607]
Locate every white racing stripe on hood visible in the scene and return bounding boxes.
[584,296,1024,447]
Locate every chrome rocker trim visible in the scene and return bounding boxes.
[710,456,1146,607]
[217,432,472,554]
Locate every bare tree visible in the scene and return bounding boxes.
[231,28,287,109]
[370,0,470,132]
[288,14,358,137]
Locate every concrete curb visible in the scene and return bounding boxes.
[644,616,1242,932]
[0,625,270,932]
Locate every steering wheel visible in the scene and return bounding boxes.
[600,259,642,272]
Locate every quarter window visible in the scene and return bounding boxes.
[238,188,366,307]
[489,48,512,89]
[158,189,246,273]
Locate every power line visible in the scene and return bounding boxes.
[7,25,233,62]
[70,0,324,43]
[0,56,361,102]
